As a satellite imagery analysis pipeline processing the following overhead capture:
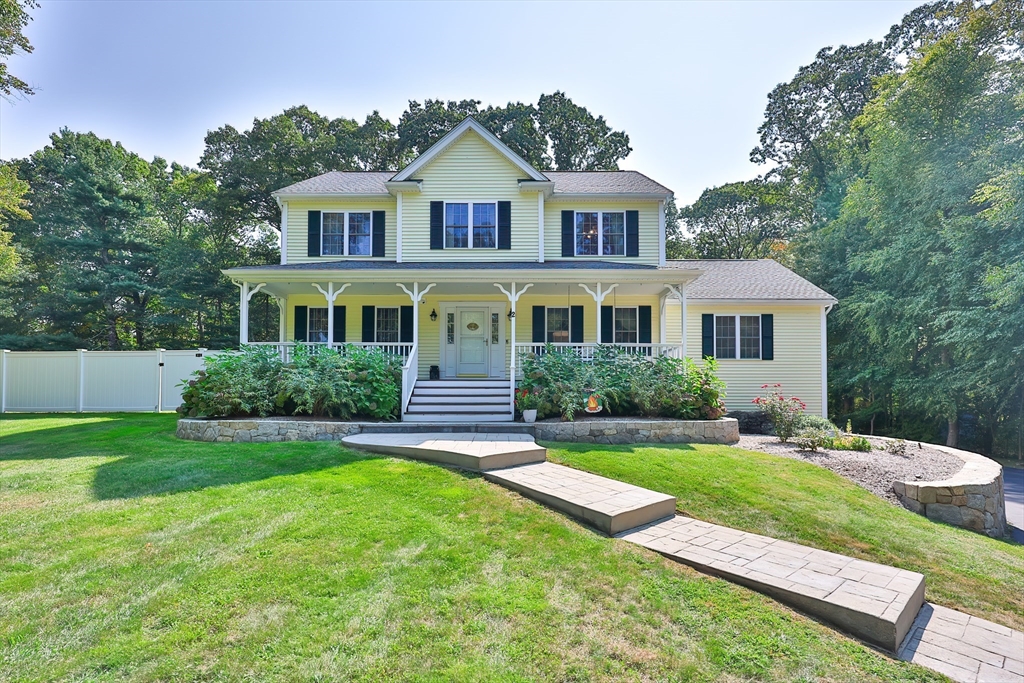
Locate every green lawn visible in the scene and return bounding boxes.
[547,442,1024,632]
[0,415,945,682]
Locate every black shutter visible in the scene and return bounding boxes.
[570,305,584,344]
[497,201,511,250]
[362,306,375,342]
[372,210,386,257]
[400,306,413,343]
[638,306,652,344]
[702,314,714,358]
[561,210,574,257]
[532,306,545,343]
[333,305,345,343]
[294,306,308,342]
[601,306,613,344]
[761,314,774,361]
[626,210,639,257]
[307,211,321,257]
[430,201,444,249]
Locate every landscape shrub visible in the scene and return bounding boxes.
[828,435,872,452]
[752,384,807,442]
[518,346,726,421]
[794,428,832,452]
[178,345,402,420]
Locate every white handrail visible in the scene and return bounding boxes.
[401,343,418,416]
[247,341,413,363]
[514,343,684,361]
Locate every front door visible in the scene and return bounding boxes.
[457,308,488,376]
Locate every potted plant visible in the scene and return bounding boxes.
[515,388,539,423]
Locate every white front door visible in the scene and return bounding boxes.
[457,309,489,376]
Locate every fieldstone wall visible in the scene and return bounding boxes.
[177,417,739,446]
[893,442,1006,537]
[533,418,739,445]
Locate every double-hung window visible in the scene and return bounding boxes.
[614,307,638,344]
[715,315,761,359]
[308,307,329,343]
[322,212,372,256]
[445,202,496,249]
[575,211,625,256]
[375,307,400,343]
[546,307,570,343]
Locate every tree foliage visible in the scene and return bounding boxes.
[0,0,36,100]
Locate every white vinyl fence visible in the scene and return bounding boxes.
[0,349,218,413]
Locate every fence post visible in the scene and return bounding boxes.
[77,349,86,413]
[156,348,165,412]
[1,349,8,414]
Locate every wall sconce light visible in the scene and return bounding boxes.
[429,308,438,322]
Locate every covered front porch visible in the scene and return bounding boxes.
[225,262,702,420]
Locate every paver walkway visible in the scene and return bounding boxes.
[619,515,925,651]
[342,432,1024,679]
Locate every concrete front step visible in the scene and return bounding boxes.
[413,388,509,397]
[618,516,926,653]
[407,403,511,413]
[415,380,509,389]
[484,462,677,536]
[342,433,546,471]
[402,412,513,423]
[359,423,535,434]
[409,395,509,405]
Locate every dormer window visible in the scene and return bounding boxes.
[445,202,497,249]
[575,211,625,256]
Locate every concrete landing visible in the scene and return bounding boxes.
[619,516,925,652]
[484,462,677,535]
[898,603,1024,682]
[341,433,546,471]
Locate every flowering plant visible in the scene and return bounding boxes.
[752,383,807,442]
[515,388,539,411]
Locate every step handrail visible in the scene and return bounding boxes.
[400,344,418,416]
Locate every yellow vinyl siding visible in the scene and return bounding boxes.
[544,201,661,265]
[401,130,539,261]
[284,197,397,264]
[663,302,825,416]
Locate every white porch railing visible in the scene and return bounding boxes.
[401,344,418,415]
[514,343,684,362]
[248,342,413,363]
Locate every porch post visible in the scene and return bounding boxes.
[396,282,438,346]
[238,281,248,345]
[312,282,351,346]
[578,283,619,343]
[666,284,687,358]
[494,282,533,404]
[275,297,287,343]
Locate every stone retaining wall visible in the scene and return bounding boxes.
[892,442,1006,537]
[176,417,739,446]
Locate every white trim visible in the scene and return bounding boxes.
[712,314,763,361]
[659,294,667,345]
[280,202,288,265]
[391,117,548,182]
[321,211,374,258]
[443,201,498,250]
[658,200,666,267]
[396,192,403,263]
[572,210,626,257]
[537,191,545,263]
[821,304,832,418]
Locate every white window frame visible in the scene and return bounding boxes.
[308,307,329,343]
[444,201,498,250]
[545,306,571,343]
[613,306,639,344]
[375,306,400,343]
[321,211,374,257]
[713,314,762,360]
[574,210,626,257]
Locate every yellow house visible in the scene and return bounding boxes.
[224,118,836,422]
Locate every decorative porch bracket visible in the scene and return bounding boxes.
[578,283,619,343]
[664,283,687,359]
[494,282,534,409]
[233,280,267,345]
[395,282,437,346]
[312,282,351,346]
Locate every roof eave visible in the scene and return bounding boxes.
[547,192,672,202]
[222,265,702,285]
[272,192,393,201]
[683,297,838,305]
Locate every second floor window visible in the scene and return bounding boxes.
[322,212,372,256]
[575,211,625,256]
[446,202,497,249]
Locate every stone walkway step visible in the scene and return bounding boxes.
[341,433,546,471]
[898,603,1024,683]
[484,462,676,536]
[618,515,926,652]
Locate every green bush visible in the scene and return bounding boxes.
[796,414,838,434]
[753,384,807,442]
[518,346,726,422]
[827,435,872,452]
[794,427,832,452]
[178,345,402,420]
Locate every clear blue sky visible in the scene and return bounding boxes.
[0,0,920,204]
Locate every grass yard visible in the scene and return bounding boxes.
[0,415,949,682]
[547,442,1024,632]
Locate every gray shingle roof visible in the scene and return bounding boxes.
[274,171,393,196]
[665,259,836,302]
[230,260,659,272]
[273,170,671,196]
